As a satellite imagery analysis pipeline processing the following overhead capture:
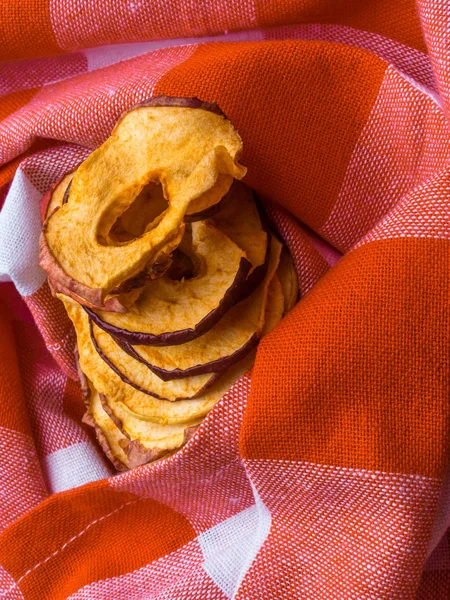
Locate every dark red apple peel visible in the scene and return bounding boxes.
[85,256,251,346]
[89,319,221,400]
[62,180,71,205]
[117,332,259,381]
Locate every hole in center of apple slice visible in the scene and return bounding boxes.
[108,181,169,244]
[166,249,196,281]
[165,226,199,281]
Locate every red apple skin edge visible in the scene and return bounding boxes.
[88,319,222,401]
[39,96,236,312]
[85,256,251,346]
[113,234,270,379]
[117,332,259,381]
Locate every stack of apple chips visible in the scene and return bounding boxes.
[39,97,298,470]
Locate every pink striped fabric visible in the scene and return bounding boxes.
[1,2,450,598]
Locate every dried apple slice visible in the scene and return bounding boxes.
[100,393,201,451]
[62,180,72,205]
[84,388,174,470]
[120,235,282,380]
[41,172,185,311]
[83,388,129,471]
[40,172,74,224]
[40,97,246,309]
[183,190,228,223]
[70,297,254,425]
[77,361,128,470]
[48,277,140,313]
[107,352,255,425]
[78,350,181,472]
[262,274,285,335]
[86,221,251,346]
[65,295,219,400]
[210,181,269,298]
[107,224,185,296]
[185,173,233,218]
[277,247,299,313]
[90,318,220,400]
[83,381,199,469]
[79,366,196,469]
[107,181,169,244]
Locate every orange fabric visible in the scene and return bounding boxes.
[241,238,450,477]
[0,0,426,61]
[256,0,427,52]
[1,2,450,598]
[1,0,61,61]
[0,0,426,60]
[0,158,21,189]
[0,484,196,599]
[155,41,386,231]
[338,0,427,52]
[0,89,42,187]
[0,88,40,121]
[0,306,31,435]
[0,89,40,123]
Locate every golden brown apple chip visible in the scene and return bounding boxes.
[87,221,251,345]
[40,97,246,309]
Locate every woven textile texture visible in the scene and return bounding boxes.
[0,1,449,598]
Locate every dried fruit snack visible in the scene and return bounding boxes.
[40,97,246,310]
[120,236,281,380]
[86,221,251,346]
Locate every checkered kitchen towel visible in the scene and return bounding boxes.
[0,1,449,597]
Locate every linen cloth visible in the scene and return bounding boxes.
[0,1,449,597]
